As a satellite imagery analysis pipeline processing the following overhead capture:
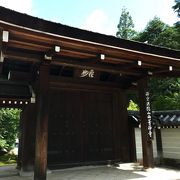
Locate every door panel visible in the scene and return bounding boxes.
[83,92,114,161]
[48,89,115,165]
[48,90,82,164]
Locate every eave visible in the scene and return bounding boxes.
[0,6,180,89]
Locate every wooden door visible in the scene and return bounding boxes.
[83,92,114,162]
[48,89,115,165]
[48,90,82,165]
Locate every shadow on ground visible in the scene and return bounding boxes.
[1,163,180,180]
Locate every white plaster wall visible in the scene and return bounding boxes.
[161,128,180,159]
[135,128,143,160]
[135,128,157,160]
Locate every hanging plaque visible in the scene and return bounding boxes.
[80,69,95,78]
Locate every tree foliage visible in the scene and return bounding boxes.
[173,0,180,18]
[149,78,180,110]
[116,8,136,39]
[173,0,180,40]
[115,7,179,110]
[134,17,180,49]
[133,17,180,110]
[0,108,21,151]
[127,100,139,111]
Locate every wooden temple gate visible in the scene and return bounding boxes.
[0,6,180,180]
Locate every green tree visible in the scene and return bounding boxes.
[134,17,180,49]
[133,17,180,110]
[0,108,21,151]
[173,0,180,18]
[173,0,180,49]
[127,100,139,111]
[154,26,180,49]
[149,78,180,110]
[116,8,136,39]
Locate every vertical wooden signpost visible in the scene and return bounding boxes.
[34,64,50,180]
[138,77,154,168]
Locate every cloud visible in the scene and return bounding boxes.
[81,9,116,36]
[0,0,33,15]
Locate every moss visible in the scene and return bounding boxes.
[0,154,17,166]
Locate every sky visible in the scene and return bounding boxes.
[0,0,179,36]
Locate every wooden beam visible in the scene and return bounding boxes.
[8,71,33,81]
[8,31,137,64]
[4,49,41,63]
[9,37,140,66]
[50,76,123,92]
[8,39,50,52]
[8,29,136,60]
[3,49,141,76]
[153,67,180,74]
[34,64,49,180]
[2,24,180,67]
[53,57,141,76]
[121,61,164,69]
[9,39,96,59]
[122,75,145,89]
[157,72,180,78]
[8,35,164,68]
[151,67,180,77]
[138,77,154,168]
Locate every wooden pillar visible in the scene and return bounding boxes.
[34,64,50,180]
[138,78,154,168]
[155,128,163,164]
[19,104,36,173]
[128,126,137,162]
[17,111,23,170]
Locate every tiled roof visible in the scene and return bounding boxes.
[128,110,180,127]
[154,111,180,127]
